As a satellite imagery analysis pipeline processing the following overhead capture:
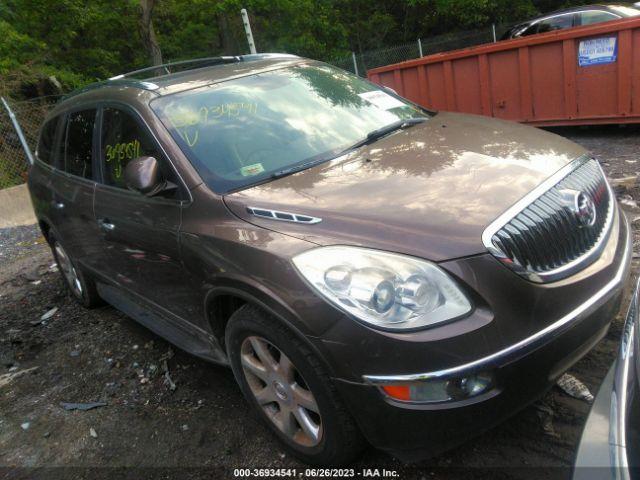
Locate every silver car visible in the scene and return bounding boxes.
[574,278,640,479]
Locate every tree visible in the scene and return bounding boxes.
[139,0,163,66]
[0,0,600,99]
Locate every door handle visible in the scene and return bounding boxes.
[98,218,115,231]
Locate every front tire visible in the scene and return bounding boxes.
[226,304,365,465]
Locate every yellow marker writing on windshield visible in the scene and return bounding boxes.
[167,102,258,148]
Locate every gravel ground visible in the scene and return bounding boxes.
[0,124,639,480]
[0,224,45,268]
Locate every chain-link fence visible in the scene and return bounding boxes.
[0,96,60,189]
[328,24,508,76]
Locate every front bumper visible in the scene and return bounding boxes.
[574,278,640,480]
[329,212,632,460]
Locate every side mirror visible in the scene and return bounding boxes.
[124,156,165,196]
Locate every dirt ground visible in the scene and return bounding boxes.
[1,124,639,480]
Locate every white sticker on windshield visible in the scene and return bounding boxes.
[358,90,405,110]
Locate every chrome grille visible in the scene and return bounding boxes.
[483,156,614,283]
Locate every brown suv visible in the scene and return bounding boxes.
[28,54,632,465]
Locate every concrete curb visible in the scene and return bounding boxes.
[0,183,37,228]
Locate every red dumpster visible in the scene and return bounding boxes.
[368,17,640,126]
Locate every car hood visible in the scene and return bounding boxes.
[224,111,587,262]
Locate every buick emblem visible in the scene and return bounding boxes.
[560,189,597,227]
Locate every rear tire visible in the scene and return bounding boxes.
[226,304,365,465]
[49,233,102,308]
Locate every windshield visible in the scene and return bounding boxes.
[151,64,430,193]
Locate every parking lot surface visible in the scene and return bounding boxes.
[1,124,639,479]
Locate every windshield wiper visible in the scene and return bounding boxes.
[271,157,331,180]
[269,117,427,181]
[343,117,427,153]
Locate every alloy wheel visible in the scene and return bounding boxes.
[240,336,323,447]
[54,242,83,298]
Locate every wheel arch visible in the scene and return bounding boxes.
[38,218,52,244]
[204,282,338,378]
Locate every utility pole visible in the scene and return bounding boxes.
[241,8,257,54]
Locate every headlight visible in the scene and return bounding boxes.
[292,246,472,331]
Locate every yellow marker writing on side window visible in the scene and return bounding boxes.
[105,139,141,179]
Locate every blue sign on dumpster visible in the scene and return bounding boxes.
[578,37,618,66]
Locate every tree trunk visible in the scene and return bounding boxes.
[217,13,235,55]
[139,0,163,66]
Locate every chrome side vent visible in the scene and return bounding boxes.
[247,207,322,224]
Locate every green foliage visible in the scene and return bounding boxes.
[0,19,45,72]
[431,0,537,27]
[0,0,595,99]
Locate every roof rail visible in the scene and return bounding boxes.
[60,78,162,101]
[60,53,302,102]
[108,56,242,81]
[107,53,300,81]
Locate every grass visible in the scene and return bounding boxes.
[0,152,28,189]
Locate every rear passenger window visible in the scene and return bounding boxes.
[64,109,96,179]
[536,14,574,34]
[37,117,59,166]
[101,107,174,191]
[578,11,619,26]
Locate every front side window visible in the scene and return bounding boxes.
[63,109,96,179]
[37,117,60,166]
[536,14,575,34]
[151,64,429,193]
[577,11,620,26]
[519,23,539,37]
[100,107,176,194]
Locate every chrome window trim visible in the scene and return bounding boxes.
[363,213,631,386]
[515,9,621,36]
[532,11,576,24]
[517,11,576,35]
[529,9,620,27]
[481,155,616,283]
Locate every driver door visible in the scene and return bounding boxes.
[91,105,199,323]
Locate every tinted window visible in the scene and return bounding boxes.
[520,24,539,37]
[100,107,172,191]
[578,11,619,26]
[151,65,429,193]
[37,117,59,166]
[64,109,96,179]
[536,14,574,34]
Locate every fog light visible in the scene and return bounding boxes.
[381,372,494,403]
[446,373,493,399]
